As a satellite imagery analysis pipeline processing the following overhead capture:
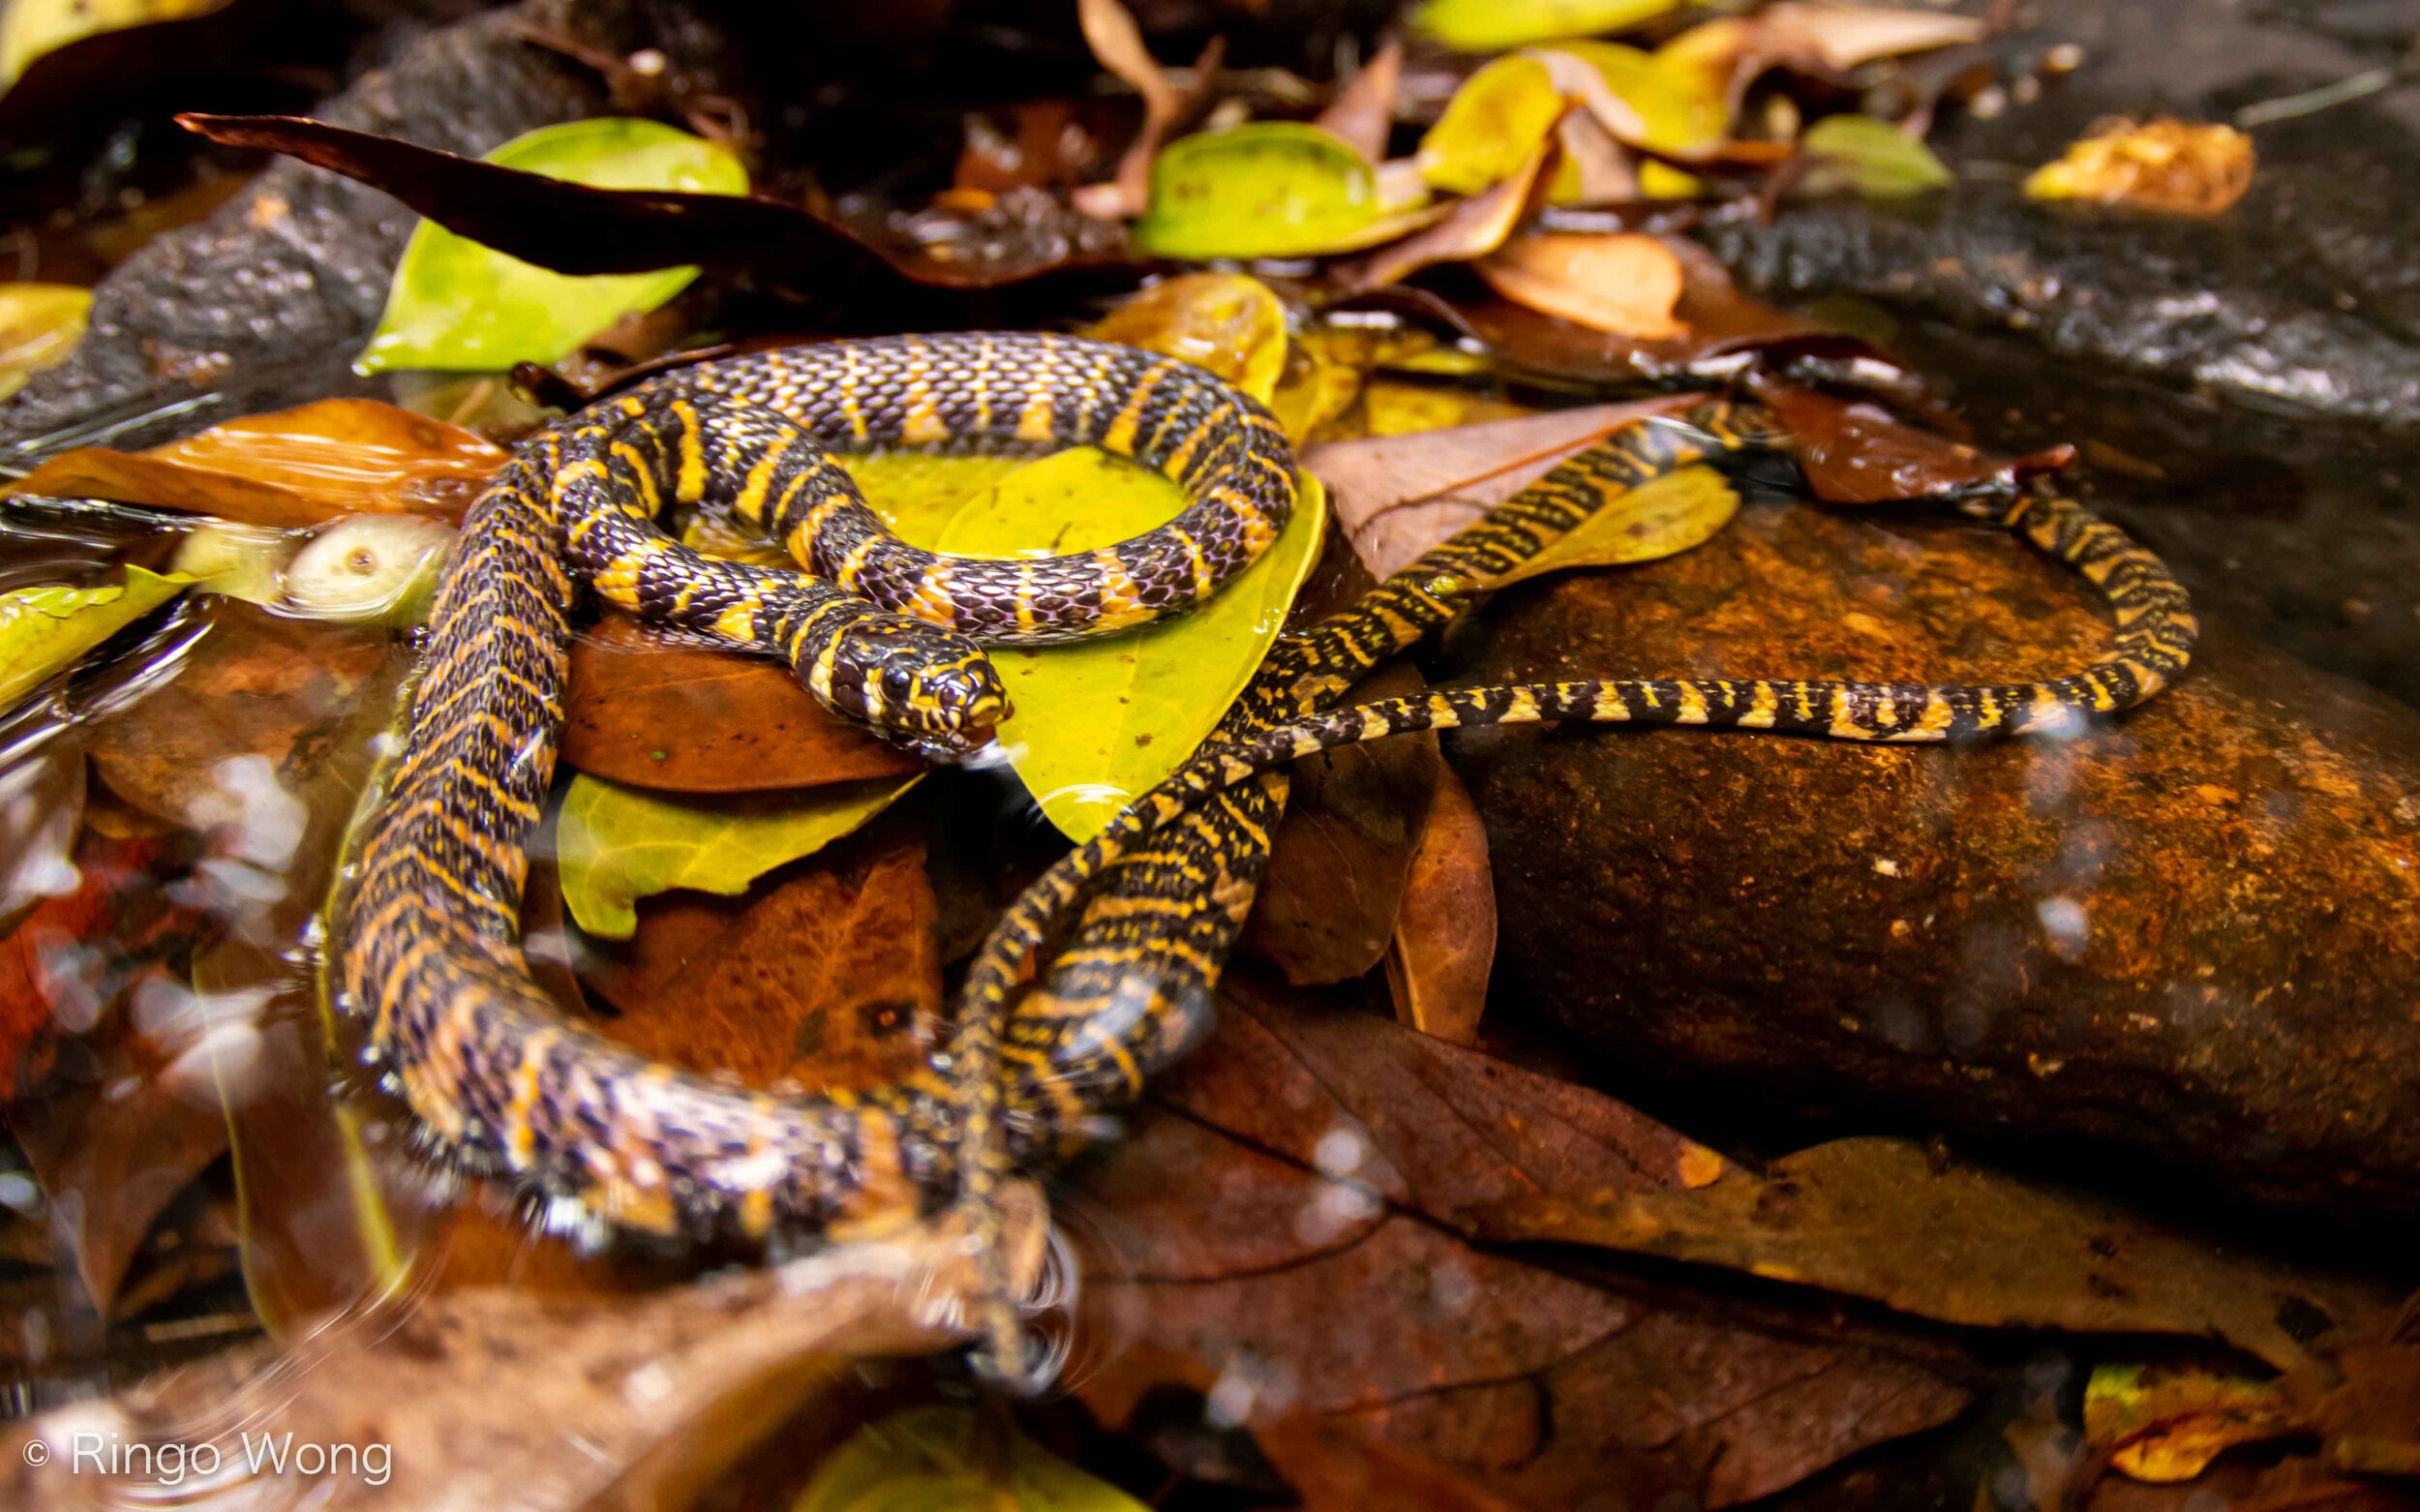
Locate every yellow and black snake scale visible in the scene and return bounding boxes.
[336,332,2195,1383]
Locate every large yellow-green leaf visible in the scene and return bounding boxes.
[0,284,90,401]
[0,565,189,711]
[359,118,747,374]
[1414,0,1680,52]
[935,450,1326,840]
[1798,114,1953,198]
[557,772,920,939]
[1495,463,1737,585]
[1133,123,1424,260]
[0,0,222,96]
[796,1405,1148,1512]
[1417,54,1564,196]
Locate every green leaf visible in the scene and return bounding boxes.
[796,1405,1149,1512]
[0,284,90,401]
[1494,464,1737,585]
[1414,0,1680,53]
[1133,123,1422,260]
[556,772,920,939]
[934,449,1326,841]
[1417,55,1565,196]
[358,118,748,374]
[0,565,189,711]
[1797,114,1953,198]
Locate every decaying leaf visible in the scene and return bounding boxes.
[1476,231,1688,339]
[1381,764,1494,1045]
[2084,1363,2302,1483]
[7,399,509,529]
[0,283,90,400]
[0,566,190,714]
[1475,1137,2398,1374]
[1340,139,1551,291]
[361,117,748,373]
[936,454,1327,841]
[1306,398,1690,578]
[2025,117,2255,217]
[1410,0,1682,54]
[560,618,923,795]
[796,1405,1150,1512]
[1132,124,1432,260]
[1757,380,2074,503]
[1795,113,1952,198]
[0,1188,1050,1512]
[1084,272,1287,404]
[555,772,922,940]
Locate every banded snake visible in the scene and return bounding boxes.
[335,331,2196,1385]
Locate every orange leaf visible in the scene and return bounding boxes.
[1383,764,1496,1046]
[1476,231,1687,339]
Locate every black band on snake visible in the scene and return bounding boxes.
[331,335,2195,1388]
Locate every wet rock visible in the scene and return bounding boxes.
[1695,0,2420,421]
[1441,493,2420,1223]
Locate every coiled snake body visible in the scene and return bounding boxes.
[339,333,2194,1377]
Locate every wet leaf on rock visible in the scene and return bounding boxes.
[797,1404,1150,1512]
[1132,124,1430,261]
[0,565,188,714]
[360,117,748,373]
[1757,380,2073,503]
[2024,117,2255,217]
[2083,1363,2301,1483]
[561,618,923,795]
[9,399,508,529]
[555,772,921,940]
[1410,0,1681,54]
[0,283,89,400]
[937,454,1327,840]
[1795,114,1952,198]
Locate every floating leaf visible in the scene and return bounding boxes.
[934,451,1326,840]
[2084,1364,2302,1483]
[1133,123,1425,260]
[0,565,188,712]
[1416,55,1564,196]
[1412,0,1681,53]
[1494,462,1738,585]
[359,117,748,374]
[2024,116,2254,216]
[7,398,509,529]
[797,1404,1151,1512]
[556,773,923,940]
[1083,272,1286,404]
[1477,231,1689,339]
[0,283,89,400]
[0,0,222,97]
[1797,114,1952,198]
[281,514,454,624]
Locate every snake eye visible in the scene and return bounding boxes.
[882,664,915,700]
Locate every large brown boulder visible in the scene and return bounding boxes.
[1441,492,2420,1222]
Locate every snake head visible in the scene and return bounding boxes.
[830,616,1010,761]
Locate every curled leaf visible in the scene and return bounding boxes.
[1796,113,1952,198]
[2084,1364,2302,1484]
[556,773,922,939]
[1133,123,1428,260]
[1344,140,1550,290]
[934,451,1327,840]
[1476,231,1688,339]
[797,1405,1150,1512]
[1412,0,1682,54]
[1313,37,1403,162]
[6,398,509,529]
[0,565,188,712]
[360,117,748,373]
[2025,117,2254,216]
[1084,272,1286,404]
[1416,55,1564,196]
[0,283,89,400]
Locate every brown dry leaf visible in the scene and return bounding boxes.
[1314,37,1402,162]
[84,607,390,828]
[1758,380,2074,503]
[1748,3,1986,72]
[1239,661,1440,985]
[1479,1137,2398,1374]
[1553,106,1640,205]
[1074,973,1966,1508]
[2025,117,2255,217]
[1,832,228,1310]
[1476,231,1688,339]
[7,399,508,529]
[2083,1364,2302,1483]
[1305,397,1692,578]
[0,1187,1048,1512]
[576,811,942,1096]
[1074,0,1223,221]
[1381,764,1494,1046]
[1255,1417,1521,1512]
[560,618,923,795]
[1336,138,1551,293]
